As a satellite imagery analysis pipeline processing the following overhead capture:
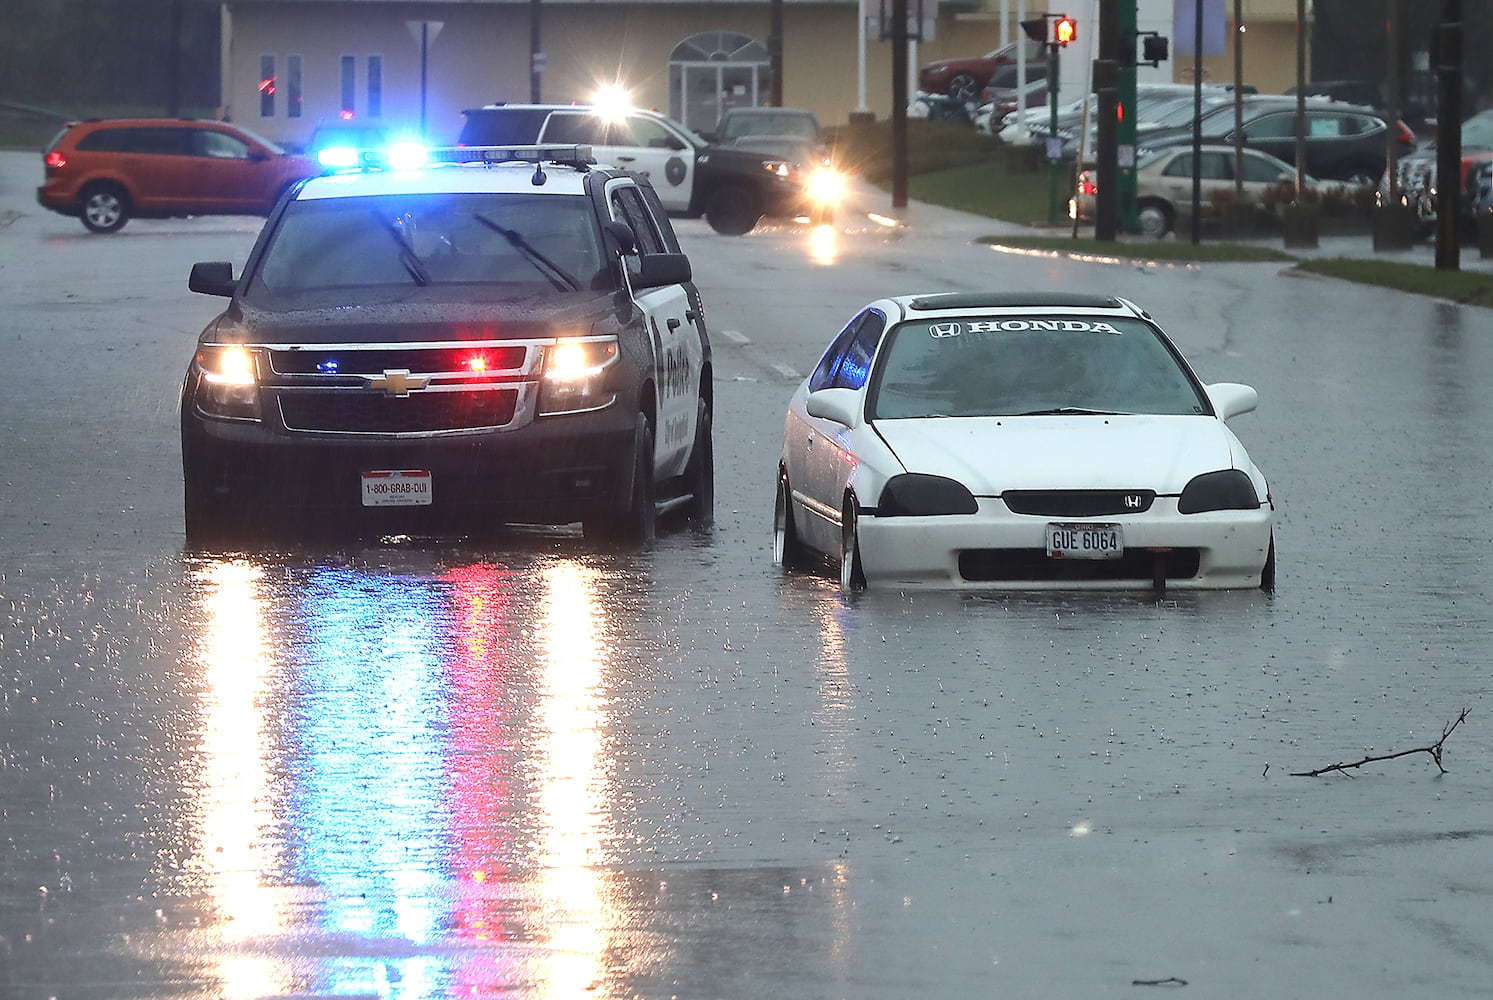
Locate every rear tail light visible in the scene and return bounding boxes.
[1078,173,1097,197]
[1395,121,1415,148]
[44,151,66,169]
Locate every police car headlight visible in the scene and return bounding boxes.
[539,337,620,415]
[877,474,978,516]
[1177,470,1260,514]
[193,345,262,420]
[805,165,846,204]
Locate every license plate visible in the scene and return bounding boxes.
[1046,522,1122,560]
[361,469,433,507]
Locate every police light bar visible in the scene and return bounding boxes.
[431,144,596,167]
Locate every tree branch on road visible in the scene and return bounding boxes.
[1291,709,1470,777]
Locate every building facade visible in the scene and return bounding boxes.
[222,0,1309,147]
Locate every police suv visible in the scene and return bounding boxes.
[179,143,713,544]
[458,104,833,235]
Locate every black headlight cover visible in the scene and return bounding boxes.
[1177,469,1260,514]
[877,474,978,516]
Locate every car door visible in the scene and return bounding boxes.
[544,111,696,213]
[608,180,699,478]
[184,127,265,213]
[1236,148,1296,202]
[117,126,196,211]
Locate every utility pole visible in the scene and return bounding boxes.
[770,0,785,106]
[1094,0,1119,241]
[892,0,908,209]
[1435,0,1462,271]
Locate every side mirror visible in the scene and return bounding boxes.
[632,252,692,289]
[1205,382,1258,421]
[189,260,236,297]
[805,387,862,427]
[604,219,637,255]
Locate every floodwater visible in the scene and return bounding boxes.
[3,153,1493,998]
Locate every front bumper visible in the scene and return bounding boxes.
[181,402,637,530]
[856,499,1273,590]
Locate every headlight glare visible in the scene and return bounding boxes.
[539,336,619,415]
[1177,469,1260,514]
[877,474,978,516]
[193,345,261,419]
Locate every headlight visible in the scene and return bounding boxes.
[805,165,845,204]
[761,159,792,179]
[1177,470,1260,514]
[539,336,619,415]
[876,474,978,516]
[193,345,261,420]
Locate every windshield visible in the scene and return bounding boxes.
[867,316,1208,419]
[250,192,605,299]
[720,111,819,141]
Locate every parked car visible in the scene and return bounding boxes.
[179,143,713,544]
[457,103,835,234]
[1385,108,1493,238]
[1140,96,1414,187]
[774,291,1274,592]
[918,39,1047,102]
[35,117,320,233]
[1072,144,1348,238]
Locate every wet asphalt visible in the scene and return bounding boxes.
[2,151,1492,999]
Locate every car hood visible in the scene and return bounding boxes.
[203,290,620,346]
[873,414,1241,494]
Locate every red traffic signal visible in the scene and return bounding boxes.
[1053,16,1076,47]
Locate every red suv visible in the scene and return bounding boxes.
[37,118,320,233]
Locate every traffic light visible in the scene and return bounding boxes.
[1141,34,1169,66]
[1053,16,1076,47]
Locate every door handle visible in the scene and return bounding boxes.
[685,310,697,323]
[668,317,681,331]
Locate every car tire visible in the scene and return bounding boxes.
[948,73,979,102]
[1137,199,1173,239]
[839,496,867,594]
[182,474,244,549]
[773,468,810,570]
[681,398,714,527]
[585,412,656,545]
[1260,534,1276,593]
[705,184,761,236]
[79,182,130,234]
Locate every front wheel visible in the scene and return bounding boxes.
[681,399,713,527]
[584,413,656,545]
[80,183,130,233]
[705,184,761,236]
[1260,535,1276,593]
[839,497,866,594]
[947,73,979,102]
[773,468,809,570]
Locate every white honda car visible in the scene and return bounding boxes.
[774,292,1275,592]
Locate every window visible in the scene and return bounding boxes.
[611,186,666,254]
[809,310,885,392]
[340,55,356,117]
[1163,153,1230,180]
[1242,113,1295,140]
[287,55,303,119]
[542,113,603,145]
[195,130,250,159]
[259,55,276,117]
[1239,152,1292,183]
[367,56,383,118]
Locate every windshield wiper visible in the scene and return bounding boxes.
[1015,407,1120,416]
[374,213,431,286]
[472,213,580,291]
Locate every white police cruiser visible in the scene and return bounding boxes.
[180,143,713,544]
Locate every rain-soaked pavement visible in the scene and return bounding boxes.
[2,150,1492,998]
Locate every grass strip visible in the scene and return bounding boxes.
[1294,257,1493,308]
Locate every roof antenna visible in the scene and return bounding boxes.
[531,162,546,186]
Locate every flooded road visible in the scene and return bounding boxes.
[3,152,1492,998]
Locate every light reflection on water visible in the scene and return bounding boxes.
[183,552,626,998]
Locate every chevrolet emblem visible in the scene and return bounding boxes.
[368,369,429,396]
